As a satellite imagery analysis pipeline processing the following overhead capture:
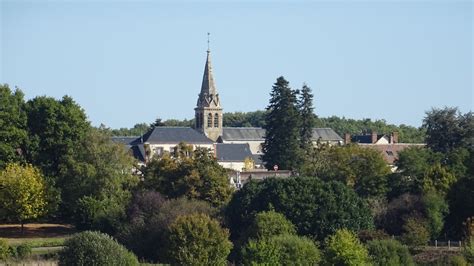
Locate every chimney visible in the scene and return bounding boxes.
[371,131,378,144]
[344,133,351,145]
[392,132,399,144]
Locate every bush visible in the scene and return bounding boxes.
[117,196,216,262]
[0,239,8,261]
[401,217,430,247]
[366,239,414,266]
[9,243,32,259]
[226,177,374,241]
[464,239,474,263]
[241,234,320,265]
[166,214,232,265]
[247,210,296,240]
[59,231,138,266]
[358,229,390,243]
[323,228,372,266]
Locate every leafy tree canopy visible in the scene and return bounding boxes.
[0,84,28,169]
[143,147,233,207]
[0,163,47,229]
[323,228,372,266]
[166,213,232,265]
[226,177,374,241]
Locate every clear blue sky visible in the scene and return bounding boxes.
[1,0,472,129]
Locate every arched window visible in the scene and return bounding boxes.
[207,113,213,128]
[214,113,219,127]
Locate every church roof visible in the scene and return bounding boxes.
[215,143,253,162]
[222,127,266,141]
[221,127,343,142]
[134,127,214,144]
[312,128,344,141]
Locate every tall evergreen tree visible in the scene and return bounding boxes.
[298,84,316,152]
[262,77,302,170]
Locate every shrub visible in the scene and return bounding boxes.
[464,239,474,263]
[241,238,280,265]
[166,213,232,265]
[401,217,430,247]
[10,243,32,259]
[117,196,216,262]
[0,239,8,261]
[358,229,390,243]
[323,228,372,266]
[247,210,296,240]
[59,231,138,266]
[241,234,320,265]
[366,239,414,266]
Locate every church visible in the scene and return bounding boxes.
[115,47,343,171]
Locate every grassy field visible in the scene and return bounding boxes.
[0,223,75,265]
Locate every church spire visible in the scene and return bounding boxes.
[197,33,220,108]
[195,33,223,142]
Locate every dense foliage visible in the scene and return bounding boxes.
[118,192,216,262]
[226,177,374,241]
[166,213,232,265]
[323,229,372,266]
[59,231,138,266]
[143,147,233,207]
[241,234,321,265]
[366,239,414,266]
[0,163,46,228]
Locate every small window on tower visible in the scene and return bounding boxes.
[214,113,219,127]
[207,113,213,128]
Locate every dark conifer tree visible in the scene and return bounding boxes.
[262,77,302,170]
[298,84,316,150]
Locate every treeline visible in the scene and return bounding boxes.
[1,82,474,265]
[109,112,424,143]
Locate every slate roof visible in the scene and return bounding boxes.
[221,127,342,142]
[215,143,253,162]
[131,145,146,162]
[133,127,213,144]
[222,127,266,141]
[111,136,140,146]
[359,143,425,164]
[312,128,343,141]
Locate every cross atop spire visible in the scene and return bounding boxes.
[207,32,210,52]
[197,37,220,108]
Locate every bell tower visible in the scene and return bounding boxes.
[195,34,223,141]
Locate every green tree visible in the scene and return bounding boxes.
[242,234,320,265]
[0,85,28,169]
[118,194,216,262]
[262,76,302,170]
[366,239,414,266]
[0,163,47,232]
[59,231,138,266]
[401,216,430,247]
[422,192,449,239]
[446,176,474,238]
[58,128,138,232]
[144,147,233,207]
[246,210,296,240]
[423,107,472,154]
[166,213,232,265]
[298,84,316,151]
[226,177,374,241]
[321,144,391,198]
[323,228,372,266]
[422,163,457,195]
[25,95,90,178]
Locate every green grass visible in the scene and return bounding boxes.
[5,237,67,248]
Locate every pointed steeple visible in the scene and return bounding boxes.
[194,33,223,142]
[197,34,220,108]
